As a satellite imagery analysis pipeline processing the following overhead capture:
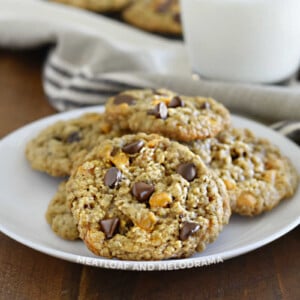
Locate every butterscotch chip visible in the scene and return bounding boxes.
[105,88,231,142]
[110,152,129,169]
[25,113,123,177]
[122,0,182,35]
[136,212,157,232]
[67,133,230,260]
[149,192,172,208]
[237,192,256,208]
[45,182,79,240]
[187,128,299,216]
[51,0,131,12]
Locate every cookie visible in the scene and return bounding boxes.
[187,128,299,216]
[45,181,79,240]
[105,88,231,142]
[67,133,230,260]
[25,113,122,177]
[51,0,131,12]
[123,0,182,35]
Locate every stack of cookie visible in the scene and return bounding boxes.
[25,88,298,260]
[51,0,182,35]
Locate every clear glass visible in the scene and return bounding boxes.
[181,0,300,84]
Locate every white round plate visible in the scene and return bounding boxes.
[0,107,299,271]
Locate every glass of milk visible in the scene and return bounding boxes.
[181,0,300,83]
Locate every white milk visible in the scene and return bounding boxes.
[181,0,300,83]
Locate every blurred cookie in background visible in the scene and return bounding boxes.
[51,0,132,13]
[123,0,182,35]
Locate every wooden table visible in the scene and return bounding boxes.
[0,48,299,300]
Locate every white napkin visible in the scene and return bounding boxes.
[0,0,299,145]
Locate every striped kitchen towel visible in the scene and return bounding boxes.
[43,44,300,145]
[271,121,300,145]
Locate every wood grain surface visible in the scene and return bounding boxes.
[0,48,299,300]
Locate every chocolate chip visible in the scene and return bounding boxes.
[100,218,119,239]
[83,203,94,209]
[110,147,119,156]
[200,102,210,109]
[131,182,155,202]
[179,222,200,241]
[53,136,63,142]
[113,94,135,105]
[168,96,184,108]
[173,12,181,23]
[177,163,197,181]
[156,0,173,13]
[154,102,168,119]
[122,140,145,154]
[66,132,81,143]
[104,167,122,188]
[230,150,239,160]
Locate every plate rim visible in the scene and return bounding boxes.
[1,211,299,271]
[0,106,299,271]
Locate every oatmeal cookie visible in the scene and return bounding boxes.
[51,0,131,12]
[46,181,79,240]
[187,128,299,216]
[105,88,231,142]
[67,133,230,260]
[25,113,122,177]
[123,0,182,35]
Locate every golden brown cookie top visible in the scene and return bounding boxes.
[105,88,231,142]
[67,133,230,260]
[25,113,123,177]
[45,181,79,240]
[187,128,299,216]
